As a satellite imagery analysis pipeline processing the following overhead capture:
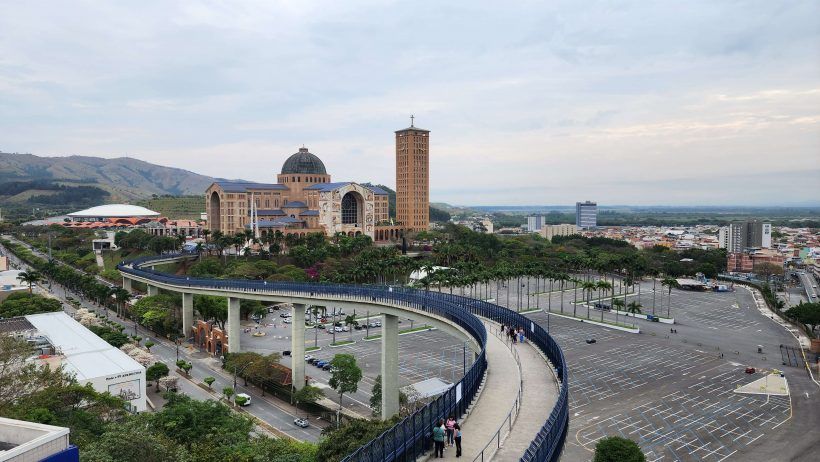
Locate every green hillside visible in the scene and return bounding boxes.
[136,195,204,220]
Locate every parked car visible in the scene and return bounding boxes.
[310,358,321,365]
[316,360,327,368]
[304,355,314,361]
[745,367,756,374]
[280,313,290,318]
[354,325,364,330]
[334,326,344,332]
[283,350,291,356]
[585,338,597,344]
[294,418,309,428]
[342,326,350,332]
[235,393,251,406]
[322,363,333,371]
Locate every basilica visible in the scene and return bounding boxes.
[205,123,430,242]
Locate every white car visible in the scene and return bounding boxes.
[294,417,309,428]
[235,393,251,406]
[334,326,344,332]
[342,326,350,332]
[305,354,314,361]
[283,318,292,324]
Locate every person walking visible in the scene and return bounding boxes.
[454,422,462,457]
[433,419,445,458]
[445,415,456,446]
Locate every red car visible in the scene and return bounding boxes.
[745,367,756,374]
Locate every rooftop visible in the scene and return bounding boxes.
[281,147,327,175]
[68,204,159,218]
[214,181,288,193]
[24,312,144,381]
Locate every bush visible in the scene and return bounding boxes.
[593,436,646,462]
[0,292,62,318]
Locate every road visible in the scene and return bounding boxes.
[797,271,819,302]
[0,236,326,442]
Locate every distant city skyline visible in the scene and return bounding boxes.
[0,1,818,206]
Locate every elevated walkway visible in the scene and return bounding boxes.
[431,322,560,461]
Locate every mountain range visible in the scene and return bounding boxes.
[0,152,220,202]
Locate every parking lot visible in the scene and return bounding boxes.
[238,305,464,415]
[523,283,819,462]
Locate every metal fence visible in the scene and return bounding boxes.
[119,254,569,462]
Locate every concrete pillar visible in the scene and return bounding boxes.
[381,313,399,419]
[122,277,132,293]
[182,293,193,339]
[147,285,159,296]
[228,297,241,354]
[291,303,306,390]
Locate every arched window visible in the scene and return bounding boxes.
[341,192,358,225]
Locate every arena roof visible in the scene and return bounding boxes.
[67,204,160,218]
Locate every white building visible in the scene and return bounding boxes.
[67,204,160,223]
[23,312,147,412]
[0,270,28,302]
[539,224,579,241]
[526,216,545,233]
[0,417,77,462]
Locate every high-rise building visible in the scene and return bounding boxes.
[527,215,545,233]
[718,221,772,252]
[395,118,430,232]
[576,201,597,229]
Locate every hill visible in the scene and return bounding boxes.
[0,152,219,202]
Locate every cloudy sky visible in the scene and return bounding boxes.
[1,1,818,206]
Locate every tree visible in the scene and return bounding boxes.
[0,292,62,318]
[223,386,234,402]
[293,385,324,417]
[146,362,170,391]
[234,394,248,406]
[180,362,193,376]
[593,436,646,462]
[368,374,408,418]
[16,270,43,294]
[194,295,228,329]
[626,301,643,315]
[204,376,215,389]
[785,302,820,335]
[661,276,680,318]
[144,340,155,351]
[328,354,362,411]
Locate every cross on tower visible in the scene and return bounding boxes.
[410,114,414,127]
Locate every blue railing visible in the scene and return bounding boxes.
[119,254,568,462]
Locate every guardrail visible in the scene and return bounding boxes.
[471,322,523,462]
[119,253,569,462]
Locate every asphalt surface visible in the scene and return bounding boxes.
[522,281,820,462]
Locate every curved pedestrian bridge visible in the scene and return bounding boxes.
[119,254,569,461]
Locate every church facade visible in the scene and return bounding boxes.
[205,121,429,241]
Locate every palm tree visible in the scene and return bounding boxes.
[581,281,597,319]
[597,280,613,322]
[194,242,205,261]
[113,287,132,318]
[17,271,43,294]
[661,276,680,318]
[612,298,624,325]
[626,301,642,315]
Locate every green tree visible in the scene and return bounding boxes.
[146,362,170,391]
[661,276,680,318]
[785,302,820,336]
[0,292,62,318]
[328,354,362,411]
[82,416,188,462]
[222,386,234,402]
[203,376,215,389]
[234,395,248,406]
[16,270,43,294]
[293,385,324,418]
[593,436,646,462]
[144,340,156,351]
[194,295,228,329]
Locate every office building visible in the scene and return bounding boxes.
[576,201,597,229]
[527,216,545,233]
[540,224,580,242]
[719,221,772,252]
[396,118,430,232]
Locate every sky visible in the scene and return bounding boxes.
[1,0,818,206]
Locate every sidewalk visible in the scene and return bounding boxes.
[429,327,520,460]
[492,340,559,461]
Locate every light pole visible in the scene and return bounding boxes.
[234,361,256,389]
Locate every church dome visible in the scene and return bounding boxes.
[281,147,327,175]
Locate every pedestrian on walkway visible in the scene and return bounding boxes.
[433,419,445,458]
[445,415,456,446]
[509,326,516,343]
[454,422,462,457]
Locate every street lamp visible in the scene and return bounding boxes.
[233,361,256,389]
